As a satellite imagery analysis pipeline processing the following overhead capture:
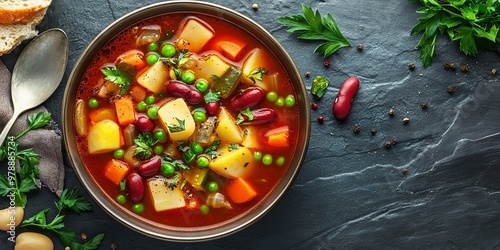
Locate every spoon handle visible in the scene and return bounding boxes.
[0,109,22,146]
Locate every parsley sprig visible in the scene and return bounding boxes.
[101,66,131,94]
[276,4,351,57]
[21,187,104,250]
[134,132,157,160]
[409,0,500,67]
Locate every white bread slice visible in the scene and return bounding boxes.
[0,8,47,56]
[0,0,52,24]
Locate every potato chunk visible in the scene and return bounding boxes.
[188,54,231,84]
[176,19,214,53]
[209,145,253,179]
[148,178,186,212]
[215,107,243,144]
[136,61,169,93]
[241,48,269,90]
[87,119,122,154]
[158,98,195,141]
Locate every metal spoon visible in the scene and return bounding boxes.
[0,28,68,145]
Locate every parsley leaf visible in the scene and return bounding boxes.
[134,132,157,160]
[204,140,221,158]
[167,118,186,133]
[56,187,92,214]
[276,4,351,57]
[247,67,268,83]
[15,112,52,140]
[236,108,254,125]
[166,175,180,190]
[101,66,131,94]
[204,91,221,103]
[409,0,500,67]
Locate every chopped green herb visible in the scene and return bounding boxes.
[247,67,268,83]
[167,118,186,133]
[166,175,180,190]
[210,75,221,81]
[204,91,221,103]
[236,108,254,125]
[101,66,131,94]
[119,179,126,192]
[134,132,157,160]
[228,144,239,151]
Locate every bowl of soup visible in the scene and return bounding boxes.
[62,1,310,241]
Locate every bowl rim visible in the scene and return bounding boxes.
[62,0,310,242]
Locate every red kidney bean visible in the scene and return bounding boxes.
[137,155,161,177]
[205,101,220,116]
[166,80,202,105]
[127,172,145,203]
[333,76,359,121]
[135,116,154,132]
[229,87,265,111]
[238,108,276,125]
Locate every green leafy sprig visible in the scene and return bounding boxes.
[409,0,500,67]
[276,4,351,57]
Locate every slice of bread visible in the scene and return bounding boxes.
[0,9,47,56]
[0,0,52,24]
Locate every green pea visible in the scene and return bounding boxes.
[276,156,285,166]
[262,154,273,165]
[195,79,209,92]
[208,182,219,192]
[275,97,285,107]
[113,149,125,159]
[182,70,196,84]
[193,110,206,123]
[88,98,99,109]
[146,53,159,65]
[161,43,176,57]
[132,203,144,214]
[285,95,296,107]
[266,91,278,102]
[253,151,262,161]
[137,101,147,111]
[161,162,175,176]
[116,194,126,204]
[200,204,209,215]
[148,42,159,51]
[154,145,164,155]
[147,106,159,119]
[183,149,196,163]
[197,156,209,168]
[191,142,204,155]
[144,95,156,105]
[154,129,166,141]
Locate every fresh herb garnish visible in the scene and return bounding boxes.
[409,0,500,67]
[167,117,186,133]
[162,156,190,170]
[210,74,221,81]
[247,67,268,83]
[228,144,239,151]
[166,175,180,190]
[311,75,330,100]
[134,132,157,160]
[236,108,254,125]
[204,90,221,103]
[162,49,191,79]
[21,187,104,249]
[101,66,131,94]
[204,140,221,158]
[119,179,126,192]
[276,4,351,57]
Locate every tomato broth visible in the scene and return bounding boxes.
[74,13,300,228]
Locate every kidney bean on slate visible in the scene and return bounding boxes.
[229,87,265,111]
[333,76,359,121]
[135,116,154,132]
[166,80,202,105]
[205,101,220,116]
[137,155,162,177]
[127,172,145,203]
[238,108,276,125]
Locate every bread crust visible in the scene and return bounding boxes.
[0,9,47,55]
[0,7,47,24]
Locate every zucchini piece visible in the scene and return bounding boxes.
[183,167,209,190]
[211,65,242,98]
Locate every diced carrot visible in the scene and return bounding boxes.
[89,107,118,124]
[129,85,147,102]
[104,159,130,185]
[226,178,257,204]
[218,41,245,61]
[114,96,136,126]
[264,126,289,147]
[115,49,146,71]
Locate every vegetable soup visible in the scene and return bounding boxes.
[73,13,300,227]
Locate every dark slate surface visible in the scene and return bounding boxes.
[1,0,500,249]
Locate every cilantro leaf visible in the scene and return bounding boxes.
[204,91,221,103]
[134,132,157,160]
[236,108,254,125]
[276,4,351,57]
[247,67,268,83]
[56,187,92,214]
[101,66,131,94]
[71,233,105,250]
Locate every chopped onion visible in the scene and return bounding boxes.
[136,25,162,47]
